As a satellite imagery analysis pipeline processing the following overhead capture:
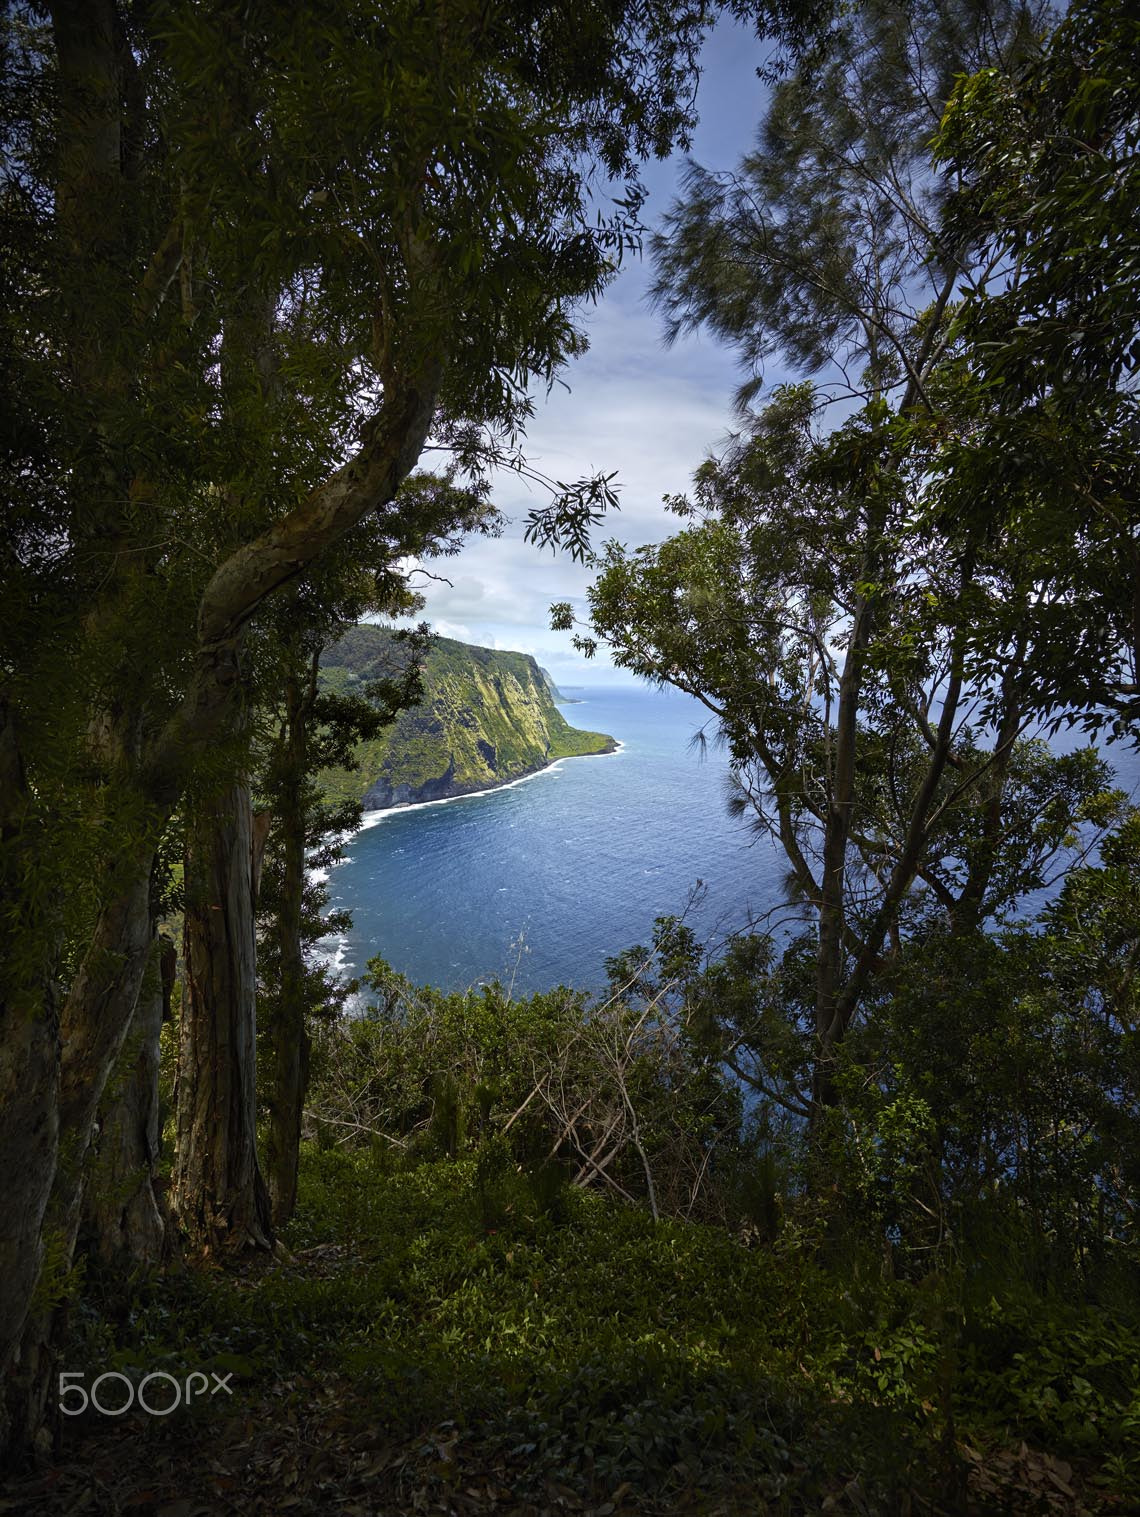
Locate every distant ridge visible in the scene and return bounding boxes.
[539,665,583,703]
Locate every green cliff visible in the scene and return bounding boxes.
[319,626,616,810]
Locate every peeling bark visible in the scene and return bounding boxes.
[79,938,168,1266]
[174,781,272,1254]
[265,667,311,1226]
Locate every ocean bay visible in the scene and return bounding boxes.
[322,684,785,996]
[322,684,1140,1001]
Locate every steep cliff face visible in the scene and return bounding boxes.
[319,627,616,810]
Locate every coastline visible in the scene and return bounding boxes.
[308,739,625,882]
[309,739,625,987]
[356,738,625,829]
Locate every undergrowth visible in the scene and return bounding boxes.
[61,1145,1140,1512]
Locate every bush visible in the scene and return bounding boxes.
[306,957,753,1223]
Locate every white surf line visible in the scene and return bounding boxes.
[306,741,626,989]
[354,739,626,830]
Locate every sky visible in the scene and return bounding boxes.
[395,16,780,687]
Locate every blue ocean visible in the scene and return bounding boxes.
[320,685,785,997]
[320,685,1140,1001]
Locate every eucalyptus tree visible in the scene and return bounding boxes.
[173,470,488,1252]
[0,0,715,1454]
[252,474,481,1228]
[575,386,1126,1121]
[553,0,1078,1123]
[932,0,1140,732]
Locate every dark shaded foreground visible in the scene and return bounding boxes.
[0,1152,1131,1516]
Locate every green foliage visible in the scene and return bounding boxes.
[830,820,1140,1284]
[61,1145,1140,1504]
[307,954,752,1225]
[291,885,1139,1503]
[308,964,589,1156]
[930,0,1140,730]
[656,813,1140,1290]
[1,0,719,1462]
[580,379,1132,1133]
[522,469,622,562]
[29,1228,85,1317]
[957,1292,1140,1477]
[568,0,1138,1154]
[9,1,1140,1505]
[650,0,1049,408]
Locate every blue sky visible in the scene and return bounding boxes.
[398,15,779,686]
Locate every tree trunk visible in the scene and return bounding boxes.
[0,999,58,1456]
[1,855,155,1462]
[174,780,273,1254]
[811,589,873,1126]
[79,936,170,1265]
[951,679,1022,935]
[265,666,312,1226]
[0,709,61,1463]
[266,972,309,1227]
[265,818,310,1226]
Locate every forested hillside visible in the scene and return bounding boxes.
[318,626,615,808]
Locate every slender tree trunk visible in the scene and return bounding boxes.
[812,590,873,1122]
[810,561,982,1137]
[265,664,313,1225]
[806,308,966,1131]
[174,779,273,1254]
[80,935,170,1265]
[264,813,310,1225]
[951,679,1022,935]
[266,936,310,1229]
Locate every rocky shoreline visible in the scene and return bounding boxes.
[360,736,619,812]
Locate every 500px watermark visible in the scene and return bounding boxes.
[59,1370,233,1417]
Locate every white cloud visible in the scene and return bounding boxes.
[404,309,746,676]
[395,14,778,680]
[429,618,473,642]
